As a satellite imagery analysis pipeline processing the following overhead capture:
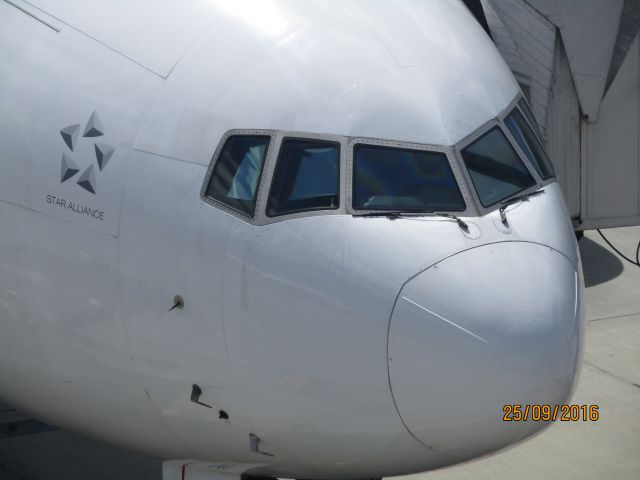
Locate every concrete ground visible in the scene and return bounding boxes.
[0,227,639,480]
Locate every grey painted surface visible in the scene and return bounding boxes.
[606,0,640,93]
[1,228,639,479]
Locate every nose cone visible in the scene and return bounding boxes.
[388,242,583,461]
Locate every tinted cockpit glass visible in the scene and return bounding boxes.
[505,108,556,179]
[205,135,270,216]
[518,98,544,141]
[267,139,339,216]
[353,145,465,211]
[461,127,536,207]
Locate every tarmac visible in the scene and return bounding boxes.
[1,227,639,480]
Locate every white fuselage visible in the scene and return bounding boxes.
[0,1,583,479]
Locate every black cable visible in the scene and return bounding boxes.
[596,229,640,267]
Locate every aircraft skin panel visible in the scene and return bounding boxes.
[0,201,176,457]
[0,0,163,237]
[134,0,519,166]
[21,0,220,77]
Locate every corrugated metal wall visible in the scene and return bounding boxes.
[545,36,581,218]
[487,0,555,132]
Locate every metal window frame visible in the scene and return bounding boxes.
[516,96,545,142]
[345,136,475,217]
[202,129,349,226]
[498,96,558,189]
[202,95,559,223]
[458,124,537,208]
[251,130,348,225]
[265,136,342,219]
[200,128,277,223]
[451,95,557,216]
[454,123,538,213]
[503,104,556,181]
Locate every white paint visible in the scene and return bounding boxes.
[389,242,582,460]
[0,1,583,478]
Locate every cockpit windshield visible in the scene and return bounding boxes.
[353,144,465,212]
[518,98,544,141]
[505,107,556,180]
[461,127,536,207]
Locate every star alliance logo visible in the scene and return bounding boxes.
[59,111,115,194]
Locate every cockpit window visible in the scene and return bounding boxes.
[267,138,339,216]
[461,127,536,207]
[205,135,270,217]
[505,108,556,180]
[353,144,465,211]
[518,98,544,141]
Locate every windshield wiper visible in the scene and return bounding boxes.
[499,189,545,225]
[354,211,468,230]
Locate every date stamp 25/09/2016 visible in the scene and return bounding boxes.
[503,404,600,422]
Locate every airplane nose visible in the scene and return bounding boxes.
[388,242,583,460]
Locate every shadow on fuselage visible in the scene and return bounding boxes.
[579,236,624,288]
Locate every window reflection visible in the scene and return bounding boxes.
[461,127,536,207]
[353,145,465,211]
[268,139,339,216]
[505,108,556,180]
[206,135,270,216]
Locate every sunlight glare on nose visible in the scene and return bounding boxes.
[214,0,288,37]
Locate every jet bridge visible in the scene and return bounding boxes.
[475,0,640,230]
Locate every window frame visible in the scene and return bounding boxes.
[266,136,342,218]
[497,95,559,188]
[201,96,553,223]
[200,129,276,222]
[202,130,348,225]
[453,117,541,215]
[346,137,473,216]
[459,125,537,208]
[453,95,559,216]
[517,97,544,143]
[504,107,556,180]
